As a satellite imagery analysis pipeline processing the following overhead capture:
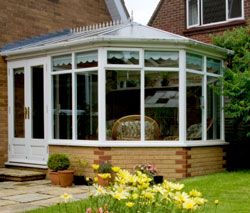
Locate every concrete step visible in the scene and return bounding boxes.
[0,168,46,182]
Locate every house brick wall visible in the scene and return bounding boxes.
[49,145,226,181]
[0,0,112,167]
[150,0,250,43]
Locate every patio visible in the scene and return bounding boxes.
[0,179,91,213]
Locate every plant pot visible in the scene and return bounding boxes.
[49,170,60,185]
[74,175,87,185]
[58,170,75,187]
[154,175,163,184]
[97,175,111,187]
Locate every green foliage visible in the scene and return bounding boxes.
[212,23,250,137]
[47,153,70,172]
[98,162,112,173]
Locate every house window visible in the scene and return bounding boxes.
[187,0,243,28]
[107,51,139,65]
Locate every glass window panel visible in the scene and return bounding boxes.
[145,71,179,141]
[77,71,98,140]
[31,66,44,139]
[76,51,98,69]
[207,76,221,140]
[106,70,140,140]
[186,73,203,140]
[186,53,203,71]
[188,0,199,26]
[14,68,25,138]
[207,57,221,74]
[53,74,72,139]
[52,54,72,71]
[145,51,179,67]
[203,0,226,24]
[107,51,139,65]
[228,0,242,18]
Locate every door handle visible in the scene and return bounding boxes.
[27,107,30,119]
[24,107,27,119]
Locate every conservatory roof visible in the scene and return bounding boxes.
[0,21,232,56]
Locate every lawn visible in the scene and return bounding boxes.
[26,170,250,213]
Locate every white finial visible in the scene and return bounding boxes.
[83,26,85,31]
[131,10,134,22]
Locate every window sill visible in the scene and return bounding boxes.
[184,20,246,35]
[48,140,229,147]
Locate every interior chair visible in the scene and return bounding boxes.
[111,115,159,140]
[164,118,214,141]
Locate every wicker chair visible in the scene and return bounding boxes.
[111,115,159,140]
[164,118,214,141]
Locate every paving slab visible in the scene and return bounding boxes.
[0,203,38,213]
[0,200,18,207]
[0,189,27,197]
[41,186,89,196]
[29,197,60,208]
[4,193,53,203]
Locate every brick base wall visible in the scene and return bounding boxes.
[49,145,226,180]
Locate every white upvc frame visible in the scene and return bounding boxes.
[187,0,244,29]
[47,47,226,147]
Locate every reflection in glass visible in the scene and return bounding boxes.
[186,53,203,71]
[52,54,72,71]
[145,51,179,67]
[107,51,139,65]
[145,71,179,140]
[106,70,140,140]
[207,57,221,74]
[76,51,98,69]
[31,66,44,139]
[14,68,25,138]
[207,76,221,140]
[53,74,72,139]
[77,71,98,140]
[203,0,226,24]
[186,73,203,140]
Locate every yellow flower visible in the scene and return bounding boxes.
[144,192,153,199]
[189,189,202,197]
[98,173,111,179]
[112,166,120,172]
[183,199,196,210]
[132,193,139,200]
[194,197,207,206]
[86,177,90,182]
[174,192,189,203]
[92,164,99,170]
[126,202,134,208]
[56,200,61,205]
[94,177,98,183]
[215,200,219,205]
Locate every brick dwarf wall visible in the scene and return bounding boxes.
[150,0,250,43]
[49,145,226,181]
[0,0,112,167]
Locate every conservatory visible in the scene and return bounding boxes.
[1,21,230,179]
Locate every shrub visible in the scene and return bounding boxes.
[133,163,157,178]
[47,154,70,172]
[98,162,112,173]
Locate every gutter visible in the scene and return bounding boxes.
[0,36,233,58]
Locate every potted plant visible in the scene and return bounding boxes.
[47,153,75,187]
[47,153,70,185]
[92,162,112,187]
[73,156,88,185]
[133,163,163,184]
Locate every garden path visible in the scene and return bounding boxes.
[0,179,91,213]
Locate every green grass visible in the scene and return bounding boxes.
[26,171,250,213]
[178,170,250,212]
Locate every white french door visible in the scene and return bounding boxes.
[8,58,48,165]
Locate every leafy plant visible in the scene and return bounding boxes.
[212,23,250,137]
[47,153,70,172]
[98,162,112,173]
